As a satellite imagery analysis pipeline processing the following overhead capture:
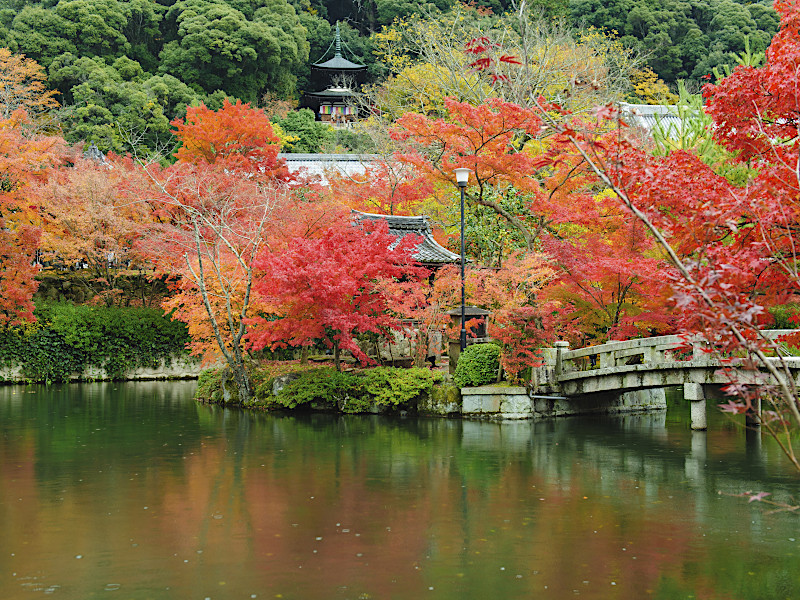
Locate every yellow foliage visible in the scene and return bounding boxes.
[270,121,300,151]
[629,67,679,104]
[367,63,490,118]
[0,48,59,131]
[370,8,641,115]
[372,22,414,74]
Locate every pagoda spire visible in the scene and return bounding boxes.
[335,22,342,58]
[310,22,367,71]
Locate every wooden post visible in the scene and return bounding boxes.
[745,394,762,427]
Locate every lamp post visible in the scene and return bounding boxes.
[454,168,471,352]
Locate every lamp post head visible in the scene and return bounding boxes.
[454,168,471,188]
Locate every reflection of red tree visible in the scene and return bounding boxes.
[0,416,768,599]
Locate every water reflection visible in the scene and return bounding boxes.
[0,382,799,599]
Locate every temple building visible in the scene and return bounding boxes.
[353,211,460,270]
[301,23,367,125]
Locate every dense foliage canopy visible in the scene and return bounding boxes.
[0,0,795,417]
[0,0,779,154]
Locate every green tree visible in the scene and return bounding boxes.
[121,0,164,72]
[159,0,309,101]
[50,54,173,154]
[570,0,779,85]
[6,7,77,69]
[55,0,130,58]
[275,108,332,152]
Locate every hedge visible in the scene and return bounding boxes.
[0,301,190,383]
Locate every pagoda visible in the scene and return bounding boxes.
[302,23,367,125]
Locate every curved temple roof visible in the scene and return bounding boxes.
[353,211,460,266]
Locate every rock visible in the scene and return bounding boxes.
[272,372,302,395]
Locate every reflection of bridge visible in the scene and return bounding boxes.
[455,330,800,428]
[547,331,800,430]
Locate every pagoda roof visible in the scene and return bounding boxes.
[305,86,358,99]
[311,22,366,71]
[312,55,366,71]
[354,211,460,266]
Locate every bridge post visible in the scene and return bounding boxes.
[684,382,707,430]
[554,341,570,376]
[745,395,762,427]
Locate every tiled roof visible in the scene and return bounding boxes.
[305,86,358,98]
[354,211,460,266]
[619,102,688,138]
[280,153,378,185]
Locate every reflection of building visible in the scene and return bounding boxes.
[302,23,367,125]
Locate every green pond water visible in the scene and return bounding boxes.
[1,381,799,600]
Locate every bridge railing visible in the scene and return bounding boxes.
[553,330,798,375]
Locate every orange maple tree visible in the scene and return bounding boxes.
[0,109,65,324]
[0,49,59,129]
[136,100,291,403]
[393,98,554,251]
[329,157,434,216]
[36,155,156,305]
[171,98,291,181]
[392,96,672,355]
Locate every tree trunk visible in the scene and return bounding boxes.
[333,340,341,371]
[230,361,253,404]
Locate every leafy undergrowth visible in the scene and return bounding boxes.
[197,362,440,414]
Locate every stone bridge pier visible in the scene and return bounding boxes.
[683,383,709,430]
[683,382,762,431]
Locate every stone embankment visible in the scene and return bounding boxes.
[418,384,665,420]
[0,357,203,384]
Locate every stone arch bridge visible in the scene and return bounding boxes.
[457,331,800,429]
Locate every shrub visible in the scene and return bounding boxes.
[250,360,335,400]
[454,343,501,387]
[244,365,438,413]
[196,369,225,403]
[767,304,800,329]
[362,366,435,410]
[276,368,365,410]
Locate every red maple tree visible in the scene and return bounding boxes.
[248,217,427,370]
[135,100,291,403]
[533,0,800,466]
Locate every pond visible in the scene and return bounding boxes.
[1,381,799,599]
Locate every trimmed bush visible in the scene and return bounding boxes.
[198,364,439,414]
[767,304,800,329]
[454,343,501,387]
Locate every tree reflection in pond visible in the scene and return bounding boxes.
[0,382,798,599]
